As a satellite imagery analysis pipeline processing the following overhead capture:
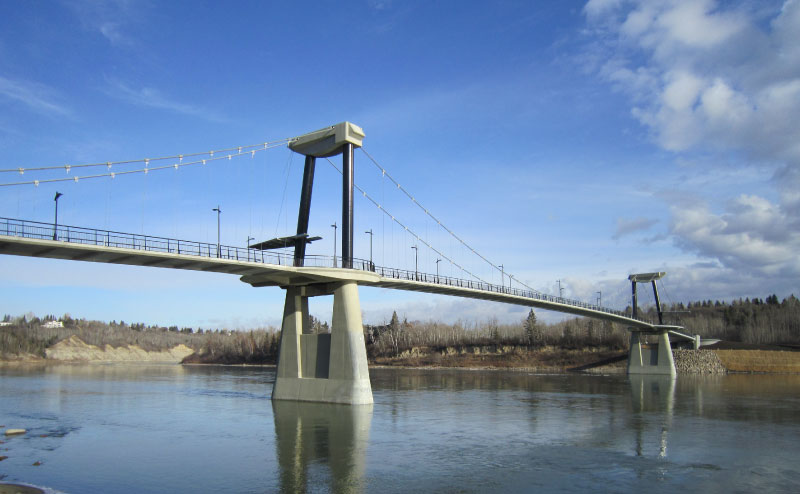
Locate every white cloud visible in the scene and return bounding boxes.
[662,70,703,111]
[98,22,129,46]
[612,216,659,239]
[587,0,800,161]
[655,0,746,48]
[670,194,800,277]
[105,78,229,123]
[584,0,624,20]
[584,0,800,298]
[0,76,71,117]
[367,0,393,11]
[63,0,142,47]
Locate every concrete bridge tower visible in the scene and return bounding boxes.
[270,123,373,405]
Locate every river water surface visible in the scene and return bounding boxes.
[1,365,799,493]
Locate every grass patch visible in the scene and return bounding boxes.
[715,350,800,373]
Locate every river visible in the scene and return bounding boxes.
[1,365,799,493]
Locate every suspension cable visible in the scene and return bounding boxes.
[0,140,289,187]
[325,157,488,284]
[359,147,539,294]
[1,138,293,174]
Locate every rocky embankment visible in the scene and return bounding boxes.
[44,335,194,363]
[373,344,629,371]
[673,349,727,374]
[379,345,737,374]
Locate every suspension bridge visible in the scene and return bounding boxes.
[0,122,699,404]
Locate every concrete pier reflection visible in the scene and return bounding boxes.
[272,400,373,493]
[629,375,675,458]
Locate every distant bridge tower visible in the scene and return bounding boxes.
[627,272,675,376]
[270,122,373,404]
[626,272,699,377]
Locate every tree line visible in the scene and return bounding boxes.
[364,308,630,358]
[2,294,798,362]
[647,295,800,345]
[365,294,800,357]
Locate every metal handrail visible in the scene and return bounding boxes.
[367,264,648,322]
[0,217,650,323]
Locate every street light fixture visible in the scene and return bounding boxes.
[212,206,221,258]
[331,222,338,268]
[499,264,504,291]
[365,229,373,270]
[435,258,441,281]
[53,191,63,240]
[411,245,418,280]
[557,279,564,299]
[247,236,255,262]
[597,290,602,307]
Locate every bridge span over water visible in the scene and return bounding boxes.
[0,122,696,404]
[0,217,655,329]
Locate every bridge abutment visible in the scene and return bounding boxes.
[272,281,373,405]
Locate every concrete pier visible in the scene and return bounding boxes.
[272,281,373,405]
[627,330,676,377]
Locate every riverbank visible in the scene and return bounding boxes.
[368,344,800,374]
[45,335,194,362]
[0,336,193,364]
[4,334,800,375]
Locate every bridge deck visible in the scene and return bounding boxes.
[0,218,655,329]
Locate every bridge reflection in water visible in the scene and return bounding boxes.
[272,401,373,493]
[629,376,675,458]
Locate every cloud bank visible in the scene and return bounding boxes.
[585,0,800,297]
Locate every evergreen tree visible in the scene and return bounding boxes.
[524,309,543,347]
[386,311,402,356]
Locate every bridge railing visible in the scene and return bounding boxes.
[1,217,648,323]
[363,263,647,322]
[0,217,334,267]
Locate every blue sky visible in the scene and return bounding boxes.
[1,0,798,329]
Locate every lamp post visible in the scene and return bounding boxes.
[499,264,504,291]
[557,279,564,299]
[53,191,63,240]
[331,222,338,268]
[411,245,418,280]
[435,258,441,282]
[212,206,221,258]
[247,236,255,262]
[596,291,602,307]
[365,228,373,270]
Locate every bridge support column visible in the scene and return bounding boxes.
[272,281,373,405]
[627,330,676,377]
